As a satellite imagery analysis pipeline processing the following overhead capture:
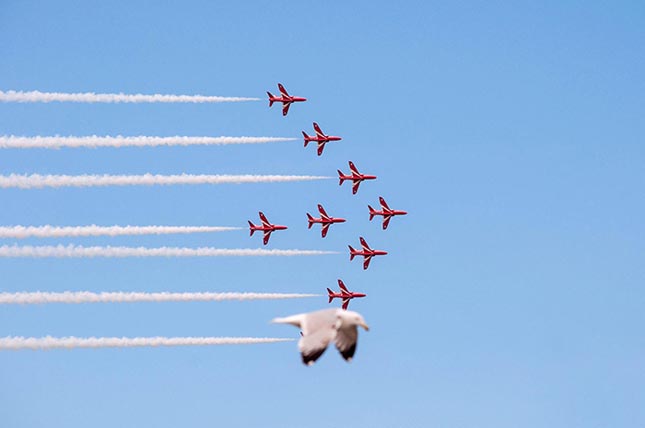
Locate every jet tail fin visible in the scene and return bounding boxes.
[248,221,256,236]
[338,170,345,186]
[368,205,376,221]
[348,245,356,261]
[302,131,310,147]
[326,288,334,303]
[306,213,314,229]
[267,92,274,106]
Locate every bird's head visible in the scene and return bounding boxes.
[342,310,370,331]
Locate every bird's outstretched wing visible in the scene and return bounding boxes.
[335,323,359,361]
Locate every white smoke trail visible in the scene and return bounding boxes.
[0,336,293,350]
[0,291,320,304]
[0,90,259,103]
[0,135,296,149]
[0,245,337,258]
[0,173,331,189]
[0,225,242,239]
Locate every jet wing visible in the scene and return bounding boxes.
[338,280,349,293]
[262,230,272,245]
[278,83,290,97]
[363,255,372,270]
[317,204,330,220]
[352,180,361,195]
[317,141,326,156]
[359,237,370,251]
[282,103,291,116]
[379,196,391,211]
[382,215,392,230]
[349,161,360,175]
[313,122,325,138]
[321,223,330,238]
[259,212,271,227]
[341,298,350,310]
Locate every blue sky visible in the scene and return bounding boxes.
[1,1,644,427]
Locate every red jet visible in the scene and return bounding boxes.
[306,204,346,238]
[327,279,366,310]
[369,197,408,230]
[337,161,377,195]
[302,122,342,156]
[349,237,387,270]
[267,83,307,116]
[248,212,288,245]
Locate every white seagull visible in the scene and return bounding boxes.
[272,308,369,365]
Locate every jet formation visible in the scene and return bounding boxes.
[263,83,408,364]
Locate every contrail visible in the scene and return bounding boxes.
[0,135,297,149]
[0,90,259,103]
[0,173,331,189]
[0,225,242,239]
[0,291,320,304]
[0,244,337,258]
[0,336,293,350]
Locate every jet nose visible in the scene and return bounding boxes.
[338,219,346,223]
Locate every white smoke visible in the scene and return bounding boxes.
[0,90,259,103]
[0,336,293,350]
[0,244,337,258]
[0,135,296,149]
[0,291,320,304]
[0,173,331,189]
[0,225,241,239]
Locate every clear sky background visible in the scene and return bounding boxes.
[0,1,643,427]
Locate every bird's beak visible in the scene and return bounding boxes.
[360,322,370,331]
